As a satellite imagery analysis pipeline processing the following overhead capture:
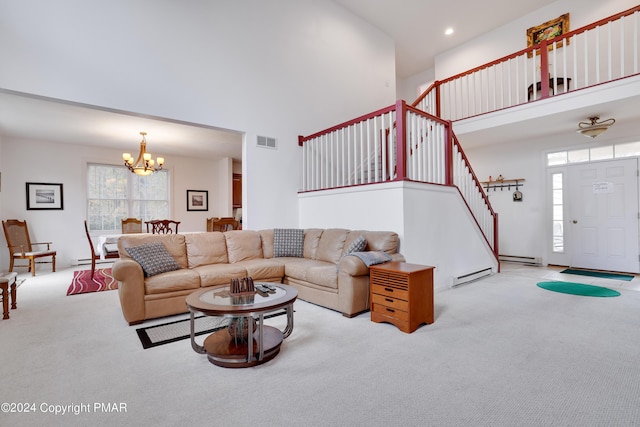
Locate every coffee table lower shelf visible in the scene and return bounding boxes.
[203,326,284,368]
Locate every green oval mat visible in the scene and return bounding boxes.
[537,281,620,297]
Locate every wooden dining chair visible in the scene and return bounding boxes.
[121,217,143,234]
[207,217,239,232]
[145,220,180,234]
[85,220,119,279]
[2,219,57,276]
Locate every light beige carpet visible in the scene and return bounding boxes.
[2,264,640,426]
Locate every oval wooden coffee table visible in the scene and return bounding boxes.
[185,284,297,368]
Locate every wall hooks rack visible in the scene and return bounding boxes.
[480,178,525,192]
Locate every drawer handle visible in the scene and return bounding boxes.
[385,298,393,303]
[385,287,394,292]
[386,308,395,313]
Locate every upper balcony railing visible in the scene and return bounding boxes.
[413,5,640,121]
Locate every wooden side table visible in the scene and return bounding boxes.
[1,272,18,320]
[369,262,434,333]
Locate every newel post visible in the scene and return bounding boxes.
[394,99,407,181]
[444,121,454,186]
[494,212,500,272]
[539,41,550,99]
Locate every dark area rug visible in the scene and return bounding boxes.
[537,281,620,297]
[560,268,634,281]
[66,268,117,295]
[136,310,288,349]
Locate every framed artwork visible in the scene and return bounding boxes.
[26,182,64,210]
[187,190,208,211]
[527,13,570,58]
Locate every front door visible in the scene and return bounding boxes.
[568,158,639,273]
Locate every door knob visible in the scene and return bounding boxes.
[572,220,578,224]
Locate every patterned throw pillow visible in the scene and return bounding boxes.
[345,235,367,254]
[125,242,181,277]
[273,228,304,257]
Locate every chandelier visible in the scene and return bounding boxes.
[577,116,616,138]
[122,132,165,176]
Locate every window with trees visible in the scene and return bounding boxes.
[87,163,170,232]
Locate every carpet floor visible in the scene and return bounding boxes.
[4,263,640,427]
[66,268,117,295]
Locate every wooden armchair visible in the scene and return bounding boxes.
[145,220,180,234]
[85,220,119,279]
[207,217,239,232]
[121,218,143,234]
[2,219,56,276]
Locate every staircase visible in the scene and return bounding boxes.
[298,6,640,267]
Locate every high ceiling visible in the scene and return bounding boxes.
[334,0,558,78]
[0,1,633,156]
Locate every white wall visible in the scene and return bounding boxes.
[298,181,497,289]
[397,68,435,104]
[0,137,233,268]
[0,0,396,233]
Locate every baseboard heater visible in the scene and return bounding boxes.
[499,254,542,266]
[452,268,493,287]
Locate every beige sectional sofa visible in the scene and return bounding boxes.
[112,228,403,325]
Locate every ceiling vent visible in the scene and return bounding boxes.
[257,135,277,149]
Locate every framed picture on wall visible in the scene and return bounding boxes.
[187,190,208,211]
[526,13,570,58]
[26,182,64,210]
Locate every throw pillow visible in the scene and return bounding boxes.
[273,228,304,257]
[345,235,367,254]
[125,242,181,277]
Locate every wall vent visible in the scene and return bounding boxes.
[257,135,277,149]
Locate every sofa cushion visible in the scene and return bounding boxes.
[118,233,189,268]
[144,268,201,294]
[303,229,323,259]
[193,263,248,287]
[125,243,181,277]
[185,232,229,268]
[274,228,304,257]
[259,229,274,258]
[234,258,285,281]
[360,230,400,253]
[284,259,338,289]
[225,230,263,263]
[315,228,349,263]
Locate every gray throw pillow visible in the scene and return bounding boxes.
[273,228,304,257]
[345,235,367,254]
[125,242,181,277]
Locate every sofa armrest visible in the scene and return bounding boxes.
[112,259,146,325]
[338,255,370,276]
[338,252,406,276]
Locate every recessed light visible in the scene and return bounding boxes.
[445,28,454,36]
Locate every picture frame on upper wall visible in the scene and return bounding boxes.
[527,13,570,58]
[187,190,208,211]
[26,182,64,210]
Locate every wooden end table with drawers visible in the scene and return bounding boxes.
[369,262,434,333]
